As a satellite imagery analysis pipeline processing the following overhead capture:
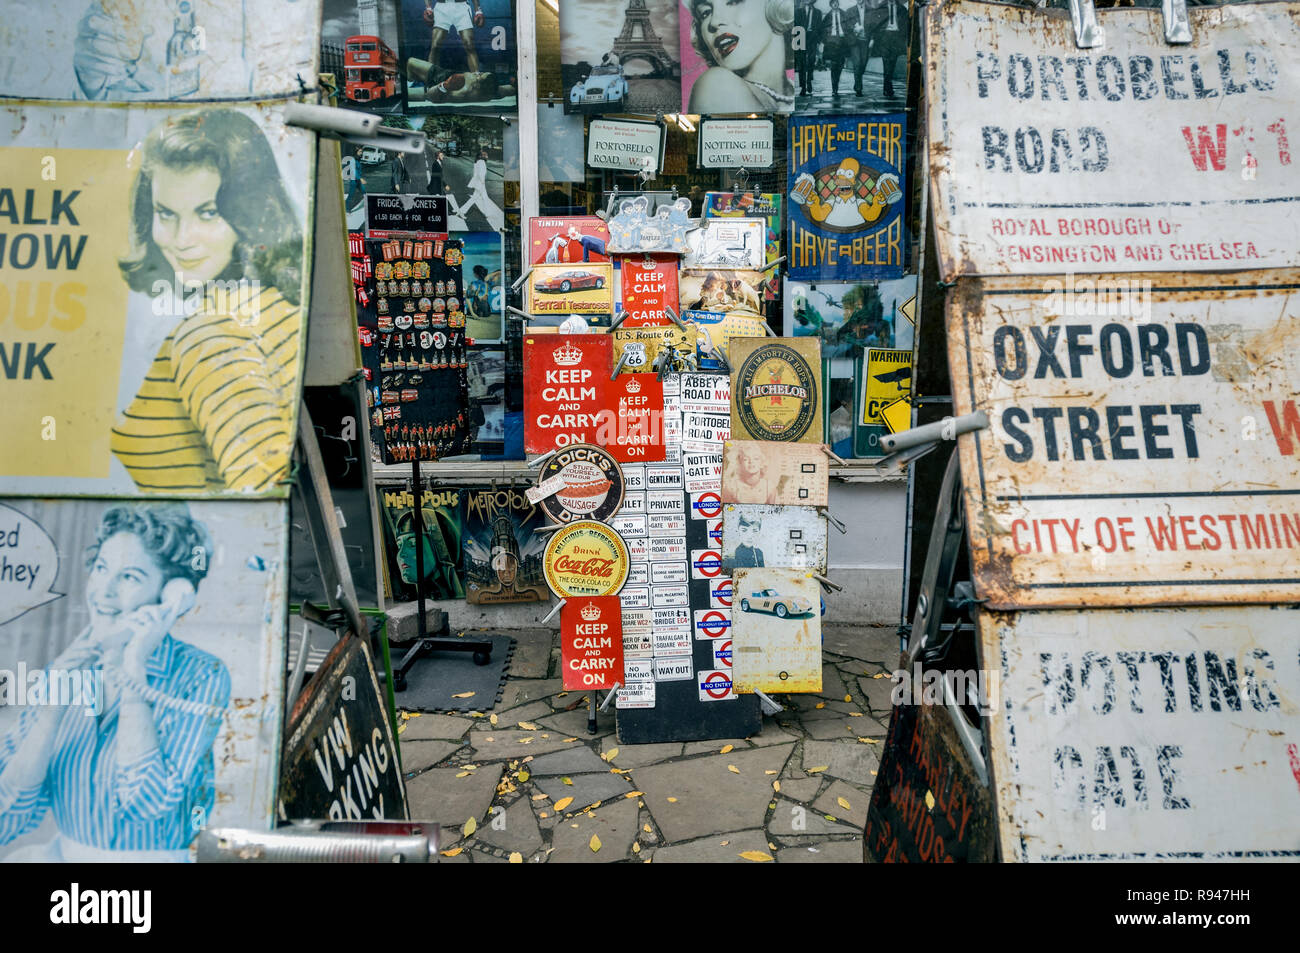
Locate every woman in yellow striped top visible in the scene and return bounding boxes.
[111,109,304,494]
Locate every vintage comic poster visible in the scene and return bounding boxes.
[791,0,910,112]
[1,0,322,101]
[721,440,830,507]
[0,101,313,499]
[722,504,828,572]
[730,568,822,693]
[730,338,823,443]
[461,485,549,604]
[0,498,287,860]
[787,113,907,281]
[560,0,680,116]
[678,0,794,114]
[398,0,518,114]
[377,483,465,603]
[321,0,406,113]
[529,217,610,267]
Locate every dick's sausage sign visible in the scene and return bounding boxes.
[924,3,1300,278]
[950,271,1300,608]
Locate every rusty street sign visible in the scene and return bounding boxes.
[924,1,1300,279]
[981,605,1300,861]
[950,270,1300,608]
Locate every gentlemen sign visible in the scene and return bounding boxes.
[924,2,1300,278]
[950,271,1300,608]
[698,118,775,169]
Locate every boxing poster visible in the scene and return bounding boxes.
[398,0,518,114]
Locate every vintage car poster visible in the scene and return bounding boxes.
[730,568,822,693]
[2,0,322,101]
[721,440,830,507]
[0,498,287,860]
[722,504,828,573]
[526,262,615,317]
[787,113,907,281]
[397,0,518,114]
[377,483,465,603]
[560,0,680,116]
[321,0,406,114]
[730,338,823,443]
[462,485,549,605]
[0,101,313,499]
[678,0,794,114]
[529,216,610,266]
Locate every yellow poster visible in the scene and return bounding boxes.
[0,102,313,497]
[862,348,912,426]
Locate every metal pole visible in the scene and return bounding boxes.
[411,456,427,640]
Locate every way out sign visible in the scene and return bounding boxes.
[562,595,624,691]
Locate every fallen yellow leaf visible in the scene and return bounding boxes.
[643,824,653,833]
[570,823,580,829]
[825,815,837,822]
[858,738,881,745]
[397,724,406,735]
[540,812,548,818]
[720,744,734,754]
[768,842,777,851]
[611,768,631,774]
[601,747,619,761]
[440,847,463,857]
[590,801,603,810]
[451,692,475,699]
[626,791,643,798]
[589,834,602,853]
[462,817,477,837]
[517,770,531,782]
[408,712,421,719]
[815,702,826,709]
[532,793,549,801]
[509,852,522,864]
[773,780,781,793]
[518,721,539,730]
[849,712,864,717]
[838,796,852,811]
[870,770,878,776]
[667,797,678,803]
[562,776,573,785]
[563,737,578,743]
[807,765,828,774]
[632,842,641,854]
[764,770,778,775]
[523,756,534,764]
[925,790,936,811]
[463,764,478,770]
[720,840,730,846]
[518,737,534,745]
[872,672,886,679]
[727,764,740,774]
[455,771,469,778]
[844,694,852,703]
[554,796,574,811]
[739,850,773,863]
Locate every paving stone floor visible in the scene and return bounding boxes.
[397,622,900,863]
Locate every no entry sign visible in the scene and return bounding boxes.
[561,595,624,691]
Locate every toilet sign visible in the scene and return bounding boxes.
[561,595,624,691]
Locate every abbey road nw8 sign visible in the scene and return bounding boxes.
[924,2,1300,278]
[950,271,1300,608]
[982,606,1300,861]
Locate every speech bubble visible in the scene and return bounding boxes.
[0,504,64,626]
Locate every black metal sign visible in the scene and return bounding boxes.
[365,193,448,237]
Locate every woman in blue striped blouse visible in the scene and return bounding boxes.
[0,505,230,862]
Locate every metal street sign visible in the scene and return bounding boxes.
[924,2,1300,278]
[722,504,828,573]
[950,270,1300,608]
[982,605,1300,861]
[730,569,822,694]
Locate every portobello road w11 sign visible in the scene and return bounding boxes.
[924,2,1300,278]
[950,271,1300,608]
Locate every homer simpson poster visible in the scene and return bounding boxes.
[787,114,907,281]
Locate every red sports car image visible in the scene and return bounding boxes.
[533,270,606,293]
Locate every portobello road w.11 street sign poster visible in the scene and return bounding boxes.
[787,114,907,281]
[924,2,1300,279]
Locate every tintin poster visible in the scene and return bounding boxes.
[0,498,287,861]
[529,216,610,266]
[377,484,465,602]
[398,0,518,115]
[0,101,313,499]
[462,485,549,605]
[787,113,907,281]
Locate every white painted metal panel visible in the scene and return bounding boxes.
[981,605,1300,861]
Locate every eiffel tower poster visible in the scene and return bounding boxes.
[560,0,682,115]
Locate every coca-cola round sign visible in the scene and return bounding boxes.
[543,520,630,598]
